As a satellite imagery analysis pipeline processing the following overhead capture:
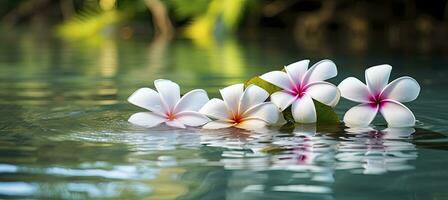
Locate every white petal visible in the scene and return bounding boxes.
[285,60,309,85]
[239,85,269,114]
[174,89,209,113]
[235,119,268,131]
[154,79,180,111]
[219,84,244,115]
[380,100,416,127]
[243,102,279,124]
[343,104,378,127]
[127,88,165,115]
[291,94,316,123]
[338,77,371,103]
[260,71,293,91]
[365,64,392,95]
[176,111,210,127]
[128,112,167,127]
[306,81,340,107]
[165,120,186,128]
[381,76,420,102]
[270,91,296,111]
[199,98,231,120]
[202,120,234,129]
[303,59,337,84]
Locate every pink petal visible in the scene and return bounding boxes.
[285,60,310,85]
[380,100,416,127]
[291,94,316,123]
[176,111,210,127]
[270,91,296,111]
[260,71,293,91]
[338,77,371,103]
[174,89,209,113]
[365,64,391,95]
[343,104,378,127]
[127,88,165,115]
[128,112,167,128]
[239,84,269,114]
[306,81,340,107]
[303,60,337,84]
[199,98,231,120]
[154,79,180,111]
[381,76,420,102]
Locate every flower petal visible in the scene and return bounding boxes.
[243,102,279,124]
[219,84,244,115]
[270,91,296,111]
[235,119,268,131]
[285,60,309,85]
[303,59,337,84]
[199,98,231,120]
[202,120,234,129]
[338,77,371,103]
[128,112,167,127]
[381,76,420,102]
[165,120,186,128]
[291,94,316,123]
[154,79,180,111]
[176,111,210,127]
[127,88,165,115]
[380,100,416,127]
[365,64,392,95]
[343,104,378,127]
[174,89,209,113]
[306,81,340,107]
[239,84,269,114]
[260,71,293,91]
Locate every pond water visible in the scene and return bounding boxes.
[0,30,447,199]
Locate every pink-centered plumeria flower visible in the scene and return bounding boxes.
[200,84,279,130]
[260,60,340,123]
[338,65,420,127]
[128,79,210,128]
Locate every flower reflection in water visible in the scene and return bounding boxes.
[337,127,417,174]
[198,125,417,197]
[200,125,417,174]
[36,125,418,199]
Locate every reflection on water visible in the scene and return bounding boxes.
[0,30,448,199]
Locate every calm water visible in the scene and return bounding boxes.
[0,30,448,199]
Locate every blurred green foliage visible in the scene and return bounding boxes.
[1,0,448,44]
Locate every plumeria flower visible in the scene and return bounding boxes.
[128,79,210,128]
[338,65,420,127]
[200,84,279,130]
[260,59,340,123]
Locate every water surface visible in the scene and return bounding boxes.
[0,30,447,199]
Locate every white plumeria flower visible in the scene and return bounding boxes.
[200,84,279,130]
[260,59,340,123]
[338,65,420,127]
[127,79,210,128]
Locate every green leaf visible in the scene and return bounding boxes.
[244,75,340,125]
[313,100,340,125]
[244,76,281,94]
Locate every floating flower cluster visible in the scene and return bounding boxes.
[128,60,421,130]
